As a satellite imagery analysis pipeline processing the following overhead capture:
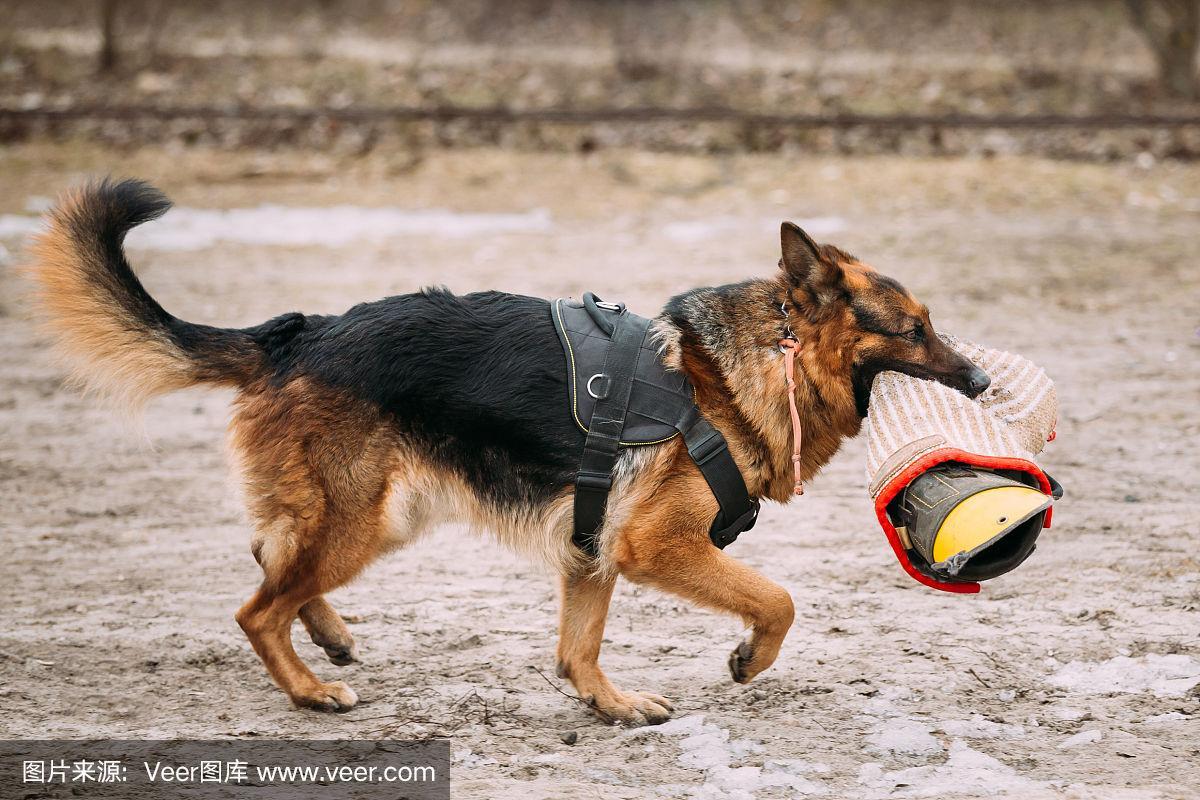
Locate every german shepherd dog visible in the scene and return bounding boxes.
[28,179,989,725]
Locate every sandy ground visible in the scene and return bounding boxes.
[1,145,1198,799]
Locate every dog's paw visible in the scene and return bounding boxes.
[590,690,674,727]
[293,681,359,713]
[728,640,756,684]
[320,642,360,667]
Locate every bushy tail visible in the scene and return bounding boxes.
[26,178,266,410]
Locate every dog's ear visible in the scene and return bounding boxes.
[780,222,844,304]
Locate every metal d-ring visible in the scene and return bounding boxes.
[587,373,609,399]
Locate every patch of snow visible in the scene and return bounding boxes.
[582,767,629,785]
[938,715,1025,739]
[859,686,945,759]
[627,714,828,799]
[0,205,554,250]
[1049,654,1200,697]
[861,685,916,718]
[785,216,848,236]
[867,718,943,756]
[764,759,831,775]
[0,214,43,238]
[662,215,847,243]
[451,747,496,768]
[858,739,1045,798]
[661,219,727,243]
[1141,711,1188,725]
[1051,707,1087,721]
[630,714,763,771]
[1058,729,1103,749]
[519,752,565,765]
[24,195,52,213]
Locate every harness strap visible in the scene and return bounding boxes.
[572,309,649,554]
[678,406,760,549]
[779,337,805,495]
[566,294,765,557]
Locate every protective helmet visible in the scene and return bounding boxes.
[887,464,1052,582]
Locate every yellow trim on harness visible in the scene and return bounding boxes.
[553,298,681,448]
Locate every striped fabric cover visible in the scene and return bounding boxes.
[865,336,1057,499]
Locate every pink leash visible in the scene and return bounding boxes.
[778,337,805,496]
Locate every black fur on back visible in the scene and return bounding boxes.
[256,288,585,510]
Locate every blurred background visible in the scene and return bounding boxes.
[1,0,1199,157]
[1,3,1198,798]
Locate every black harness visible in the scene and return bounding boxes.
[551,293,760,556]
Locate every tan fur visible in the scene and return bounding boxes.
[555,443,795,725]
[23,187,200,411]
[654,278,864,502]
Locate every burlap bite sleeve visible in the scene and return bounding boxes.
[862,335,1059,593]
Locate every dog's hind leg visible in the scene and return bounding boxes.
[232,385,399,711]
[556,571,674,726]
[299,598,359,666]
[237,507,386,712]
[237,577,358,712]
[288,475,432,669]
[251,527,359,668]
[252,536,360,668]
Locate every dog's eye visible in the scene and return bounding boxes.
[903,325,925,343]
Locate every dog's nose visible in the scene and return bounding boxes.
[966,367,991,396]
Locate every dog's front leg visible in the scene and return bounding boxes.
[555,571,674,726]
[616,500,796,685]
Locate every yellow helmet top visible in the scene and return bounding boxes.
[932,485,1051,563]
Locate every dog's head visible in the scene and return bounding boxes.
[779,222,989,416]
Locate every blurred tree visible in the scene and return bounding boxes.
[143,1,173,71]
[98,0,119,74]
[1125,0,1199,98]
